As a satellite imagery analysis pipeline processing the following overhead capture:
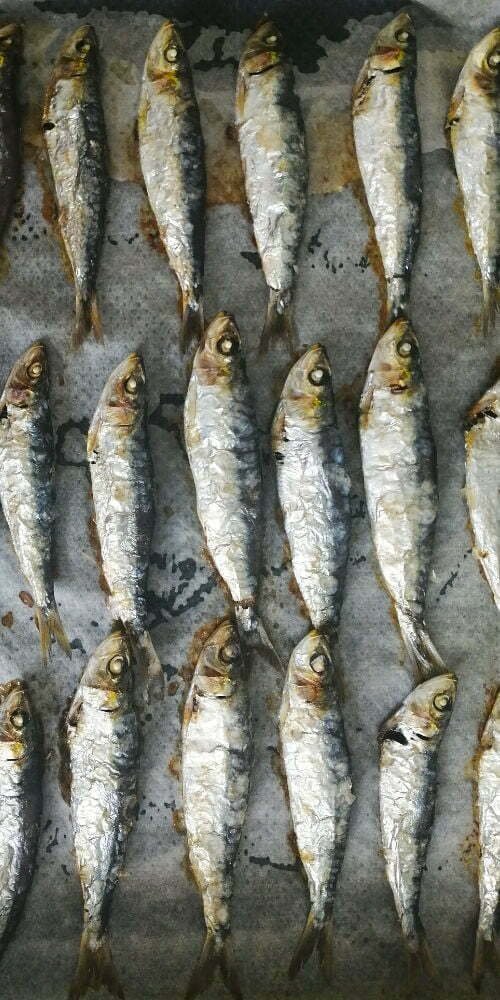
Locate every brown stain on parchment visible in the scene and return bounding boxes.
[1,611,13,628]
[460,685,499,882]
[139,198,165,257]
[306,110,359,195]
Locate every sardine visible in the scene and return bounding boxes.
[0,342,71,662]
[352,13,421,323]
[184,312,275,655]
[42,25,108,348]
[359,318,443,677]
[0,24,21,243]
[182,618,251,1000]
[279,630,353,980]
[446,29,500,334]
[0,680,42,962]
[138,21,205,349]
[66,627,139,1000]
[379,673,456,974]
[272,345,351,633]
[88,353,163,699]
[465,377,500,608]
[473,689,500,987]
[236,18,307,350]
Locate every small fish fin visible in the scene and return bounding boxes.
[73,292,103,350]
[289,911,332,981]
[260,288,295,354]
[181,295,204,352]
[407,925,438,989]
[394,607,445,680]
[472,930,500,990]
[34,604,71,664]
[234,606,282,670]
[386,276,410,325]
[481,279,499,336]
[186,932,242,1000]
[68,929,124,1000]
[134,630,164,702]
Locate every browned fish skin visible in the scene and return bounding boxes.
[0,24,21,242]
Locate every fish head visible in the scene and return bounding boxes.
[194,312,244,385]
[0,342,48,411]
[360,319,420,409]
[0,681,39,764]
[287,630,335,706]
[467,28,500,95]
[80,626,134,711]
[280,344,333,427]
[385,673,457,747]
[53,24,98,78]
[367,12,416,74]
[0,23,22,67]
[240,18,285,76]
[144,20,190,92]
[91,353,146,440]
[192,619,243,699]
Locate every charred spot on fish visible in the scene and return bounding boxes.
[381,728,408,746]
[274,451,284,463]
[416,732,432,741]
[389,382,407,394]
[42,121,55,132]
[465,406,498,429]
[217,335,239,356]
[309,366,328,386]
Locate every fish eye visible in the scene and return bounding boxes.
[488,47,500,69]
[395,29,410,43]
[125,375,138,394]
[308,367,328,386]
[10,709,28,729]
[75,39,90,54]
[433,693,451,712]
[220,641,240,664]
[165,45,178,62]
[28,361,43,380]
[266,33,278,45]
[310,652,328,675]
[217,335,238,356]
[397,338,413,357]
[2,36,12,47]
[107,655,125,677]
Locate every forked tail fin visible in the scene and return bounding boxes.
[181,294,204,352]
[68,928,124,1000]
[472,929,499,990]
[134,629,165,702]
[234,605,282,670]
[35,603,72,665]
[395,606,445,680]
[482,278,499,336]
[260,288,295,354]
[288,911,333,981]
[186,931,242,1000]
[74,291,103,349]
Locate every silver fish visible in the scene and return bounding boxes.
[42,24,108,348]
[272,345,351,633]
[0,342,71,662]
[379,673,456,974]
[88,353,163,700]
[465,377,500,609]
[473,689,500,987]
[446,29,500,334]
[184,312,274,654]
[138,20,205,349]
[0,23,21,243]
[182,619,251,1000]
[236,18,307,350]
[0,681,42,962]
[352,13,421,322]
[66,627,139,1000]
[279,630,353,980]
[359,318,443,678]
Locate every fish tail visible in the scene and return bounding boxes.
[288,911,332,981]
[386,276,410,324]
[395,606,445,680]
[35,604,71,663]
[407,923,438,985]
[234,605,282,670]
[186,932,242,1000]
[73,291,102,349]
[181,294,204,352]
[135,629,165,702]
[68,928,124,1000]
[481,278,499,336]
[260,288,295,354]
